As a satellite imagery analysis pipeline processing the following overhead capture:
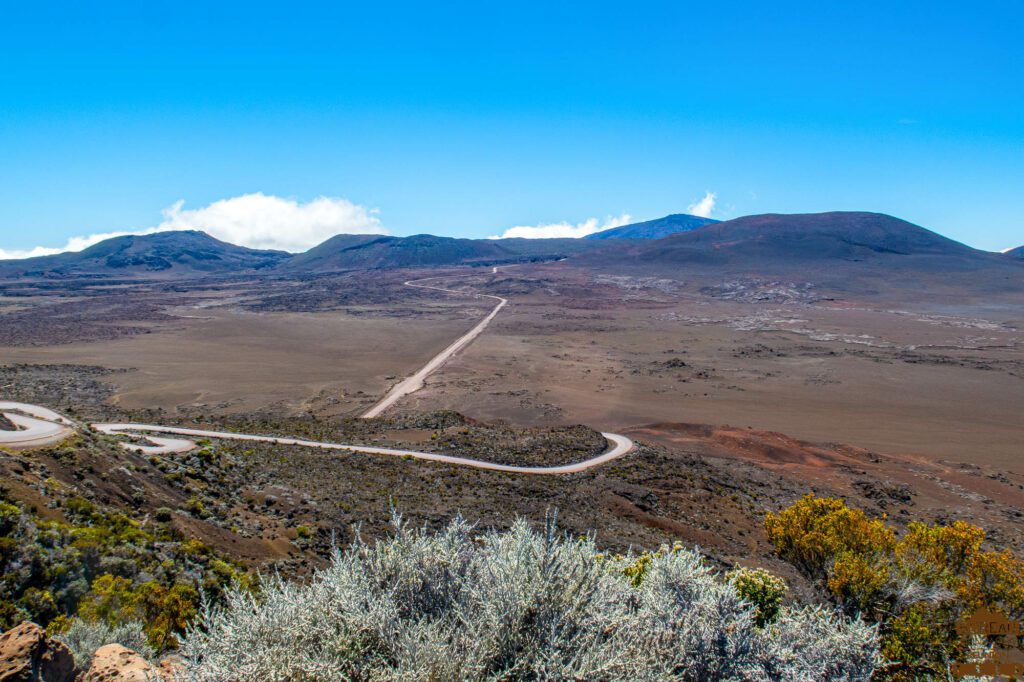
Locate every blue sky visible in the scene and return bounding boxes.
[1,1,1022,254]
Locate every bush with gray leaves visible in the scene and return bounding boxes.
[181,515,880,681]
[56,617,153,668]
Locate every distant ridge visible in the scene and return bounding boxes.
[603,212,988,262]
[284,234,512,271]
[282,233,609,272]
[0,231,618,278]
[1,214,1018,287]
[575,211,1023,298]
[0,231,288,278]
[585,213,719,240]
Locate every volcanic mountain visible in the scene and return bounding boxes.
[1006,246,1024,259]
[282,234,608,272]
[594,212,1009,264]
[585,213,719,240]
[579,212,1023,299]
[0,231,288,278]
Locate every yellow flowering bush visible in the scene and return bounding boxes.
[78,574,199,650]
[766,494,1024,679]
[617,541,686,586]
[764,494,895,577]
[727,567,786,626]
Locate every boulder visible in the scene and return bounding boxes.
[0,621,76,682]
[82,644,163,682]
[0,622,40,682]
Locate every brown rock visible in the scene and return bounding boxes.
[0,622,42,682]
[0,622,77,682]
[82,644,162,682]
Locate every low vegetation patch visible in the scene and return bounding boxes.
[766,494,1024,680]
[180,514,879,681]
[0,491,246,652]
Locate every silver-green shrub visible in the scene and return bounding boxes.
[180,515,879,680]
[56,617,153,668]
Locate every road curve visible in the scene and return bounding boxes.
[93,422,633,474]
[0,402,76,449]
[361,276,507,418]
[0,401,634,475]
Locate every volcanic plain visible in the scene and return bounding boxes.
[1,252,1022,580]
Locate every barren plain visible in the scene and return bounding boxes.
[1,259,1022,585]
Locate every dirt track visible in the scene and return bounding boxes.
[361,275,508,418]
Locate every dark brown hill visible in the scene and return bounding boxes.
[622,212,979,262]
[575,212,1023,299]
[282,234,610,271]
[0,231,288,279]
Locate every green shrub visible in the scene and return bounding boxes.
[727,567,786,626]
[78,574,200,650]
[183,497,208,519]
[0,495,247,648]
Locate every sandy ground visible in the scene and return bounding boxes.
[399,273,1024,472]
[0,306,478,415]
[1,265,1020,473]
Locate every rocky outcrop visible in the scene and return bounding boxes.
[0,621,76,682]
[81,644,165,682]
[0,623,173,682]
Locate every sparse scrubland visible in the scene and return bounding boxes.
[172,504,1024,680]
[7,482,1023,679]
[2,386,1024,679]
[2,406,1023,678]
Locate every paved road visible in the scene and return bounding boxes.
[94,421,634,474]
[0,402,75,449]
[0,402,634,474]
[361,276,507,418]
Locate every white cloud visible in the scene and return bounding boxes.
[491,214,632,240]
[687,191,717,218]
[154,193,385,252]
[0,193,386,260]
[0,230,149,260]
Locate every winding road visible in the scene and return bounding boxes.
[0,402,633,474]
[0,271,635,474]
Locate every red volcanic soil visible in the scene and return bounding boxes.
[628,422,1024,557]
[630,423,875,469]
